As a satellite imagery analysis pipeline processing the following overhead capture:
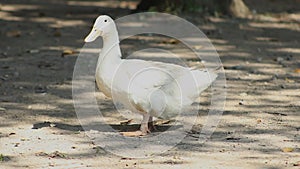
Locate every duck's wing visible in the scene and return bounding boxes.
[121,59,188,88]
[113,59,217,114]
[129,60,218,106]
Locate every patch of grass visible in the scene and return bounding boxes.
[0,154,10,162]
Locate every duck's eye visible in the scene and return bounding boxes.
[104,19,107,22]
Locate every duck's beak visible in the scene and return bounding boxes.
[84,28,101,42]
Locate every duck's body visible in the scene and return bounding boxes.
[85,15,217,136]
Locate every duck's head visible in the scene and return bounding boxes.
[84,15,115,42]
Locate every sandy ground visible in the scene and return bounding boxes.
[0,0,299,168]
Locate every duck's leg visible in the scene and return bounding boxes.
[140,114,151,134]
[121,114,150,137]
[148,116,157,131]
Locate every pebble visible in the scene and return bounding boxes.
[275,57,284,62]
[239,100,244,105]
[257,57,262,62]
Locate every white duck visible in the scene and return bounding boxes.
[84,15,217,137]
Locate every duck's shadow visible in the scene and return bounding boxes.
[32,121,182,133]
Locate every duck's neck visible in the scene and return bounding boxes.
[97,30,122,67]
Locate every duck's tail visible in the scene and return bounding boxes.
[174,67,219,106]
[190,68,218,93]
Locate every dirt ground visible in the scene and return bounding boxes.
[0,0,299,168]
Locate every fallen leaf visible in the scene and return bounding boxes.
[0,107,6,111]
[154,119,173,125]
[294,68,300,73]
[293,161,300,166]
[194,45,203,50]
[62,49,76,57]
[8,132,16,136]
[282,147,294,152]
[120,119,133,125]
[36,151,68,159]
[162,39,179,44]
[285,78,295,83]
[6,30,21,37]
[49,151,67,158]
[35,152,48,156]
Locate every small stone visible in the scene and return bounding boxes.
[275,57,284,62]
[257,57,262,62]
[239,100,244,105]
[50,123,56,127]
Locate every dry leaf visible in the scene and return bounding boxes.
[6,30,21,37]
[294,68,300,73]
[293,161,300,166]
[35,152,48,156]
[120,119,133,125]
[282,147,294,152]
[8,132,16,136]
[285,78,295,83]
[154,119,174,125]
[162,39,179,44]
[62,49,76,57]
[194,45,204,50]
